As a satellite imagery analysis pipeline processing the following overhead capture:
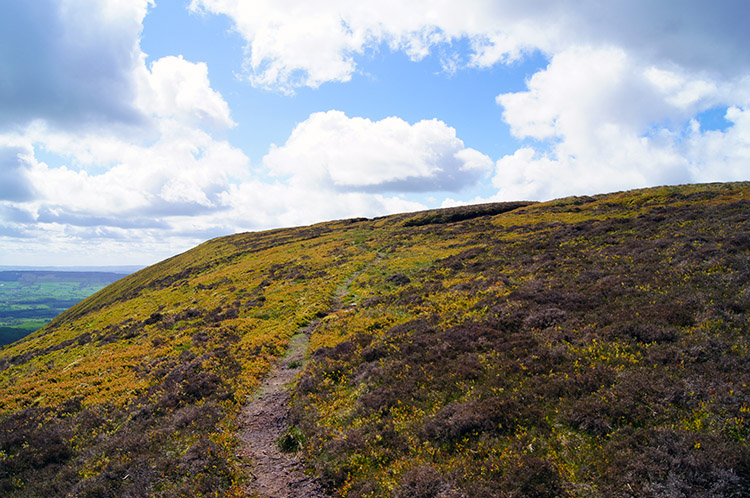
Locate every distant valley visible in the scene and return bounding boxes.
[0,270,132,346]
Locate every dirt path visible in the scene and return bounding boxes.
[237,255,382,497]
[237,326,329,498]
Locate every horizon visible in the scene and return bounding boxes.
[0,265,143,273]
[1,1,748,267]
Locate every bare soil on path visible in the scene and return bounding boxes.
[237,326,329,498]
[237,257,381,497]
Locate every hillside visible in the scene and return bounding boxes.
[1,182,749,497]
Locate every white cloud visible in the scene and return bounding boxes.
[190,0,750,92]
[497,47,694,143]
[645,68,718,110]
[0,0,253,266]
[219,180,425,230]
[189,0,532,92]
[22,122,247,217]
[11,106,488,240]
[0,145,36,202]
[1,44,247,222]
[186,0,750,204]
[492,46,749,201]
[136,55,235,130]
[685,107,750,182]
[262,110,492,192]
[190,0,365,92]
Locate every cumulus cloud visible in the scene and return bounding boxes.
[136,55,235,130]
[498,47,672,142]
[188,0,524,91]
[492,46,749,201]
[0,0,151,130]
[190,0,750,92]
[0,146,36,202]
[262,111,492,192]
[187,0,750,203]
[186,0,750,204]
[685,107,750,181]
[220,180,425,230]
[0,0,432,266]
[0,0,247,231]
[0,0,254,266]
[19,120,248,221]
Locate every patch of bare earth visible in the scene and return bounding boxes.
[237,328,329,498]
[237,260,379,496]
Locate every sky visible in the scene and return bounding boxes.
[1,1,749,267]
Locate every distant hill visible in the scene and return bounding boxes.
[0,266,143,274]
[0,182,748,497]
[0,270,128,283]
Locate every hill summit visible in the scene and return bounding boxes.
[1,182,749,497]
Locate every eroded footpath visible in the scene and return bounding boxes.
[237,327,329,498]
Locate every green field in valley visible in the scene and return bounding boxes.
[0,271,126,345]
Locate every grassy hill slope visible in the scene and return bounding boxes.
[1,182,749,497]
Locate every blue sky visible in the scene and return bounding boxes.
[1,0,749,266]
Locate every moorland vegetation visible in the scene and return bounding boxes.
[0,182,748,497]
